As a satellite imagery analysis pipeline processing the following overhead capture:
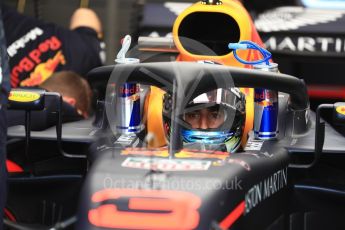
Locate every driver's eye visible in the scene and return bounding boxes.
[185,112,200,121]
[209,112,221,120]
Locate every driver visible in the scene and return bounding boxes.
[163,88,246,153]
[184,105,226,129]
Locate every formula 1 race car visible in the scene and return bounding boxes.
[72,61,345,230]
[4,1,345,230]
[134,0,345,102]
[5,60,345,230]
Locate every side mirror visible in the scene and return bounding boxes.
[289,103,338,169]
[8,88,45,110]
[8,89,46,166]
[7,88,86,169]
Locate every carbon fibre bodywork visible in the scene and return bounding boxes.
[76,62,345,229]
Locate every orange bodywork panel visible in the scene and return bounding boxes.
[146,0,265,148]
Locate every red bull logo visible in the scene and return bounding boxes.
[119,84,140,97]
[20,51,65,87]
[254,88,279,139]
[11,36,63,87]
[116,83,142,134]
[254,90,277,101]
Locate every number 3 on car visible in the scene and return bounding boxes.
[88,189,202,229]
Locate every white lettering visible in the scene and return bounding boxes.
[316,37,334,52]
[245,190,252,214]
[7,27,44,57]
[0,67,2,85]
[264,36,345,53]
[255,182,262,205]
[264,37,277,50]
[335,38,342,53]
[263,177,271,199]
[244,182,262,214]
[278,37,296,51]
[272,172,277,193]
[245,167,288,215]
[282,167,288,188]
[298,37,316,52]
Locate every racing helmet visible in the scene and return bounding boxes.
[163,87,246,153]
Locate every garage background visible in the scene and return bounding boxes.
[2,0,189,65]
[3,0,291,65]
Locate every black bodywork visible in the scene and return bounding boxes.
[77,62,345,229]
[4,62,345,229]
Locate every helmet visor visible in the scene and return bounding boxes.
[183,104,226,129]
[182,88,242,131]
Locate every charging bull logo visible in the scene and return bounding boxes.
[10,35,63,87]
[20,51,65,87]
[127,93,140,102]
[256,100,273,107]
[88,189,201,229]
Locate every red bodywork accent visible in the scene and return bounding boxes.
[6,160,23,173]
[4,208,16,221]
[219,201,245,229]
[307,85,345,99]
[88,188,201,229]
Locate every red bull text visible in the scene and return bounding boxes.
[115,83,142,134]
[253,63,279,140]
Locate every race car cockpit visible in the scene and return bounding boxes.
[75,61,345,230]
[3,1,345,229]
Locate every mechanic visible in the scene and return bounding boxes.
[0,2,11,229]
[39,71,92,119]
[2,3,104,88]
[7,71,93,131]
[163,88,246,153]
